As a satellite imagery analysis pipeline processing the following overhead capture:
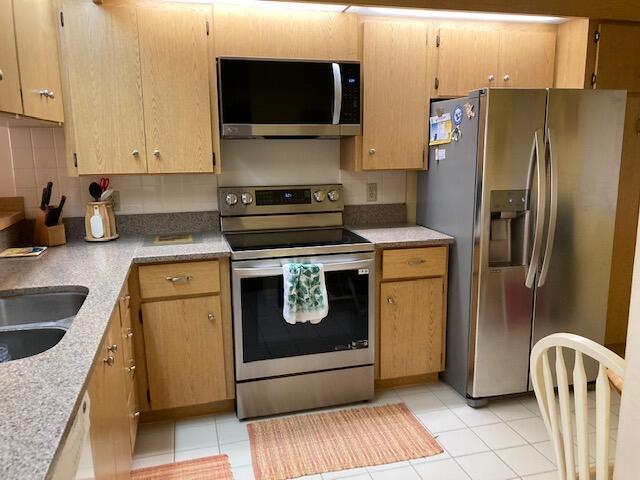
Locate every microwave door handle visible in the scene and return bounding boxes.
[538,128,558,287]
[332,63,342,125]
[525,128,546,289]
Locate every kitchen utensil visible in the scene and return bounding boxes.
[40,188,48,211]
[84,202,118,242]
[89,182,102,202]
[99,189,114,202]
[90,206,104,239]
[45,196,66,227]
[99,177,110,192]
[43,182,53,207]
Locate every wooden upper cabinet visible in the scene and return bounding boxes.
[497,30,556,88]
[213,5,358,60]
[435,27,500,97]
[142,295,227,410]
[595,23,640,92]
[138,5,213,173]
[61,1,147,174]
[362,21,428,170]
[0,0,23,115]
[13,0,64,122]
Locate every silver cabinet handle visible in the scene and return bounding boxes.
[126,328,134,338]
[38,89,55,99]
[132,149,139,156]
[107,344,118,353]
[503,74,510,81]
[0,69,4,81]
[368,148,376,155]
[387,297,396,305]
[165,275,193,284]
[103,356,114,366]
[153,149,160,158]
[488,75,495,82]
[208,312,215,321]
[133,411,141,418]
[407,258,426,266]
[127,365,136,373]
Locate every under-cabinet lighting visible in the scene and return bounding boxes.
[347,6,563,24]
[175,0,348,12]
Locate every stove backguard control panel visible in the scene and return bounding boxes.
[219,184,344,216]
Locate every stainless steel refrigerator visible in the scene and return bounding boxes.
[417,88,626,404]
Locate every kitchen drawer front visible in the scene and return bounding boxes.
[382,247,447,280]
[139,261,220,299]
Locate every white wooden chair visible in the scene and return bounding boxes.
[530,333,625,480]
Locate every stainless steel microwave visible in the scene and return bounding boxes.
[217,58,361,138]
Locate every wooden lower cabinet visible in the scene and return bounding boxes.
[380,278,445,379]
[142,295,227,410]
[86,305,132,480]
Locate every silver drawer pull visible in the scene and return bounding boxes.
[107,344,118,353]
[127,365,136,374]
[133,411,140,418]
[407,258,426,266]
[103,356,114,366]
[126,328,134,338]
[208,312,215,321]
[165,275,193,284]
[387,297,396,305]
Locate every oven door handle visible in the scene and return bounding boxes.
[233,259,373,278]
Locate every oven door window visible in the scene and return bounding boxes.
[241,269,369,363]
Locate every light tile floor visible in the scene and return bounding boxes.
[132,381,621,480]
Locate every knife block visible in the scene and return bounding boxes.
[85,201,119,242]
[33,209,66,247]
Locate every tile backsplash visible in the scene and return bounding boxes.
[0,126,407,219]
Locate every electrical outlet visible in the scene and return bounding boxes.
[367,183,378,202]
[112,191,121,212]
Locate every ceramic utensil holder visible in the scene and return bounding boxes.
[33,209,66,247]
[85,201,119,242]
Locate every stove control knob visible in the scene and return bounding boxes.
[327,190,341,202]
[225,193,238,206]
[313,190,326,202]
[241,192,254,205]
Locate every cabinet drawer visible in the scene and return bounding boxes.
[139,261,220,299]
[382,247,447,280]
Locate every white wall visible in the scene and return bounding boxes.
[0,126,407,218]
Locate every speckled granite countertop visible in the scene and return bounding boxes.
[349,224,454,248]
[0,224,453,479]
[0,234,230,480]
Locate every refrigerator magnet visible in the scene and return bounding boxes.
[429,113,453,146]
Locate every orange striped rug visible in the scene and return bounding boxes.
[248,403,443,480]
[130,454,233,480]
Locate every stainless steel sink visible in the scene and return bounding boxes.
[0,290,87,362]
[0,328,67,361]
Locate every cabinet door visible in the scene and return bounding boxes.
[88,308,131,480]
[0,0,22,114]
[362,21,428,170]
[61,1,147,174]
[595,23,640,92]
[142,295,226,410]
[498,30,556,88]
[436,27,500,97]
[138,5,213,173]
[380,278,444,379]
[13,0,64,122]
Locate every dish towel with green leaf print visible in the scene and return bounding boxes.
[282,263,329,324]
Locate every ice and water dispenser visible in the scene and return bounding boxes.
[488,190,530,267]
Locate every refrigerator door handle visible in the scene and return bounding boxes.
[538,128,558,287]
[525,129,546,289]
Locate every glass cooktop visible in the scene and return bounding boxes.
[224,228,370,252]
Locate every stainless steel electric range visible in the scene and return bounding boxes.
[219,184,375,419]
